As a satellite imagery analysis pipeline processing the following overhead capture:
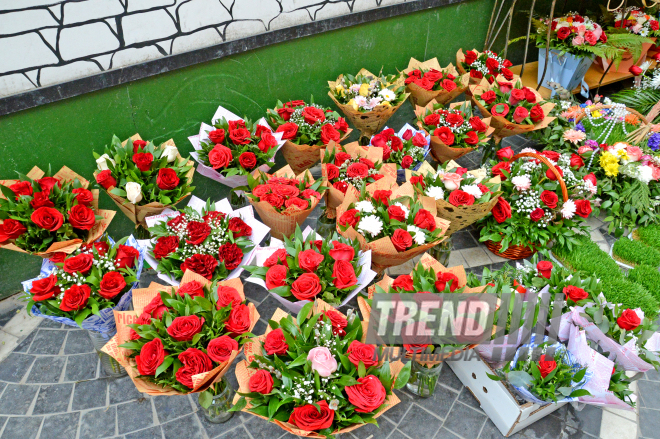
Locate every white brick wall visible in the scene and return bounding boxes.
[0,0,413,99]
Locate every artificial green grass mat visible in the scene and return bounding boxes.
[612,237,660,268]
[636,225,660,251]
[627,264,660,305]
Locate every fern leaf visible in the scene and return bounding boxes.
[611,88,660,117]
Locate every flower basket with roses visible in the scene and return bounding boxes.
[231,299,410,438]
[141,195,270,286]
[102,270,259,397]
[478,150,596,258]
[246,165,325,240]
[188,105,284,188]
[246,225,377,313]
[410,159,502,236]
[415,100,495,164]
[22,235,144,334]
[456,48,516,87]
[328,69,408,136]
[321,141,397,217]
[471,77,556,141]
[526,13,615,58]
[402,57,469,107]
[599,8,656,73]
[265,99,352,174]
[0,166,115,258]
[94,134,194,230]
[369,123,431,183]
[336,179,449,273]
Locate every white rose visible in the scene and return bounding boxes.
[125,182,143,204]
[96,154,115,171]
[161,144,179,163]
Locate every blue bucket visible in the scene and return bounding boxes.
[537,49,594,96]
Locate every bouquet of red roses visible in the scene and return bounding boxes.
[266,99,352,174]
[231,299,409,438]
[456,48,515,86]
[23,235,143,332]
[0,166,115,258]
[415,101,495,163]
[402,58,469,107]
[189,105,284,188]
[369,124,431,181]
[246,225,377,313]
[471,77,556,140]
[336,179,449,273]
[103,270,259,396]
[94,134,194,229]
[246,165,325,240]
[142,195,269,285]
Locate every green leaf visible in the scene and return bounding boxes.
[298,302,313,327]
[358,361,366,378]
[198,390,213,409]
[393,361,412,389]
[288,353,309,368]
[155,356,173,377]
[228,396,247,412]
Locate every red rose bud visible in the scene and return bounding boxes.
[320,123,340,145]
[464,131,480,146]
[464,50,478,65]
[116,244,140,269]
[538,354,557,378]
[469,116,488,133]
[264,328,289,355]
[563,285,588,302]
[177,280,205,298]
[276,122,299,140]
[509,88,526,105]
[546,166,563,181]
[496,146,514,161]
[540,190,558,209]
[530,105,545,123]
[30,274,60,301]
[536,261,553,279]
[132,139,148,153]
[512,106,529,124]
[617,309,641,331]
[249,369,274,394]
[436,272,460,292]
[529,207,544,222]
[401,155,414,169]
[136,338,165,376]
[332,260,357,288]
[629,65,643,76]
[492,197,512,223]
[583,173,597,186]
[338,209,360,228]
[95,170,116,190]
[72,188,94,206]
[208,129,225,144]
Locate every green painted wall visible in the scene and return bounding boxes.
[0,0,493,297]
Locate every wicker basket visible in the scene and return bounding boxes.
[484,152,569,260]
[574,104,648,124]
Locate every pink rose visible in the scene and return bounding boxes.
[441,172,463,191]
[626,146,643,162]
[572,36,584,46]
[652,165,660,181]
[306,346,337,377]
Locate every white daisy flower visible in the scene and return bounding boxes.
[639,165,654,184]
[561,199,576,219]
[407,225,426,245]
[425,186,445,200]
[379,89,396,101]
[355,201,375,213]
[462,184,483,198]
[357,215,383,237]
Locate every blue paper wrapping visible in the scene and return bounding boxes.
[537,49,594,97]
[369,123,431,184]
[509,334,593,405]
[22,235,146,339]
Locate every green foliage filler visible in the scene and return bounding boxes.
[627,264,660,304]
[612,237,660,268]
[552,235,659,317]
[636,225,660,251]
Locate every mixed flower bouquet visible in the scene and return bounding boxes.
[411,160,502,235]
[336,179,449,273]
[530,13,611,58]
[246,166,324,240]
[231,299,410,438]
[188,105,284,188]
[611,7,660,37]
[478,149,596,256]
[22,235,144,334]
[246,225,376,313]
[526,98,583,152]
[369,124,431,180]
[94,134,194,228]
[265,99,352,174]
[415,101,495,163]
[328,69,408,136]
[456,48,515,85]
[103,271,259,396]
[0,166,115,258]
[140,195,270,286]
[402,58,469,107]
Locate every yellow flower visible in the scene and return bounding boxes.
[347,99,358,111]
[599,152,620,177]
[381,101,392,108]
[359,83,370,97]
[335,84,345,96]
[591,110,602,119]
[604,163,619,177]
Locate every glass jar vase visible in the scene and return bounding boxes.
[230,190,249,210]
[406,361,442,397]
[428,237,452,266]
[199,378,236,423]
[316,211,336,239]
[86,329,127,378]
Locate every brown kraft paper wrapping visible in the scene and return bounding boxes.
[361,253,485,366]
[281,129,352,175]
[95,134,195,228]
[101,270,259,396]
[321,141,398,218]
[248,165,320,240]
[328,68,409,137]
[456,49,522,94]
[335,180,450,274]
[0,166,115,258]
[403,58,470,107]
[234,298,403,438]
[469,77,556,142]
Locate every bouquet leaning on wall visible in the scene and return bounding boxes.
[0,166,115,259]
[402,57,469,107]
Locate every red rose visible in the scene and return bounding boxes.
[156,168,180,190]
[264,328,289,355]
[272,184,300,198]
[414,209,436,231]
[302,106,326,124]
[68,204,96,230]
[0,219,26,242]
[265,264,288,289]
[478,183,490,194]
[334,152,352,166]
[225,304,251,335]
[496,147,514,161]
[540,190,558,209]
[530,105,545,123]
[424,113,441,126]
[63,253,94,274]
[132,152,153,172]
[464,50,478,65]
[512,106,529,124]
[445,113,464,127]
[328,241,355,262]
[433,127,455,146]
[540,150,561,163]
[574,199,592,218]
[392,274,414,291]
[302,189,321,199]
[537,261,553,279]
[345,375,386,413]
[228,217,252,238]
[652,20,660,31]
[29,192,53,209]
[325,164,340,181]
[497,81,513,93]
[492,197,512,223]
[129,312,150,340]
[181,254,218,280]
[72,188,94,206]
[491,161,511,180]
[435,272,460,292]
[144,295,168,319]
[261,193,285,208]
[99,271,126,300]
[291,273,322,300]
[509,89,526,105]
[216,286,242,309]
[219,243,243,271]
[629,65,643,76]
[96,170,117,190]
[153,236,179,260]
[491,103,510,117]
[347,340,377,369]
[258,132,278,152]
[37,177,60,194]
[387,205,406,222]
[229,128,252,145]
[60,284,91,311]
[530,208,544,222]
[323,310,348,336]
[334,117,349,133]
[333,259,357,289]
[485,57,500,73]
[183,221,210,247]
[409,175,425,188]
[249,369,274,394]
[167,315,205,341]
[391,229,413,252]
[501,68,514,80]
[9,181,33,199]
[523,87,537,103]
[463,131,479,146]
[563,285,588,303]
[401,155,414,169]
[288,400,334,432]
[83,241,109,256]
[276,122,299,140]
[239,152,257,170]
[347,163,369,178]
[132,140,147,153]
[390,137,403,152]
[31,206,64,232]
[617,309,641,331]
[208,129,226,144]
[208,145,233,169]
[557,27,571,40]
[207,336,238,363]
[30,274,60,301]
[481,90,497,104]
[176,348,213,388]
[284,197,308,211]
[299,249,324,273]
[264,249,288,267]
[372,190,392,207]
[538,354,557,378]
[570,154,584,169]
[136,338,165,376]
[277,107,294,121]
[252,184,272,198]
[448,190,475,206]
[338,209,360,228]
